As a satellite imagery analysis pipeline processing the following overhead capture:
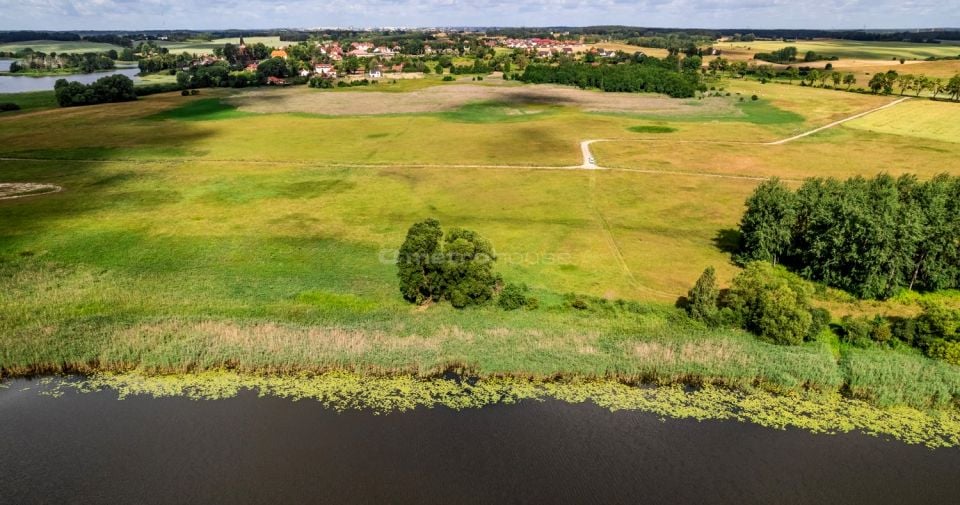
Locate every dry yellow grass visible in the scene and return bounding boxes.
[844,100,960,144]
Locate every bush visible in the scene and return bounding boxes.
[725,262,814,345]
[751,94,759,101]
[927,339,960,365]
[135,82,182,97]
[442,76,455,81]
[498,283,530,310]
[808,307,832,340]
[0,102,20,112]
[839,316,873,348]
[180,90,190,96]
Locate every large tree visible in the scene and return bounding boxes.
[736,178,796,265]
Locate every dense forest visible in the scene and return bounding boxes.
[519,56,703,97]
[736,174,960,299]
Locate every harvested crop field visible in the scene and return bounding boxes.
[227,83,732,116]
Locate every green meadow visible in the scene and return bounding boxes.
[1,76,959,414]
[715,39,960,61]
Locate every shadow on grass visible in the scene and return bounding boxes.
[713,228,741,255]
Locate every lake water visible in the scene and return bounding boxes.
[1,379,958,505]
[0,63,141,93]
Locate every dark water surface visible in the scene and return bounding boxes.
[1,380,958,505]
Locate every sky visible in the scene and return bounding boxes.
[1,0,957,31]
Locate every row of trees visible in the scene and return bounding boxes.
[753,46,838,64]
[519,57,703,98]
[737,175,960,299]
[53,75,137,107]
[866,71,960,99]
[8,52,115,73]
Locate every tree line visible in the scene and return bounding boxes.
[736,174,960,300]
[9,52,115,73]
[518,56,704,98]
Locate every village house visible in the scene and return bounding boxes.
[266,76,287,85]
[314,64,336,77]
[367,65,383,78]
[271,48,288,59]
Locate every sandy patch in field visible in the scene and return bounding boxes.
[227,83,727,116]
[0,182,62,200]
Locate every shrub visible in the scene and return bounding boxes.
[808,307,832,340]
[442,76,455,81]
[927,339,960,365]
[180,90,190,96]
[751,94,759,101]
[0,102,20,112]
[498,283,529,310]
[839,316,873,348]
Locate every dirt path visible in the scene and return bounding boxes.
[765,97,911,145]
[577,96,911,169]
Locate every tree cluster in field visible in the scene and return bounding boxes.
[737,175,960,300]
[683,263,829,345]
[398,219,501,308]
[685,264,960,365]
[837,301,960,365]
[753,46,838,64]
[518,56,704,98]
[138,52,194,73]
[8,51,115,73]
[54,74,137,107]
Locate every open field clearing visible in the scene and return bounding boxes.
[2,77,959,409]
[157,36,283,55]
[0,39,125,54]
[844,100,960,144]
[715,39,960,61]
[585,43,670,58]
[228,83,730,116]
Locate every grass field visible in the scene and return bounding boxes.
[156,36,283,55]
[2,72,959,411]
[844,100,960,144]
[0,40,125,54]
[715,39,960,61]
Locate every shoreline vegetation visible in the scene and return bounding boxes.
[12,370,960,448]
